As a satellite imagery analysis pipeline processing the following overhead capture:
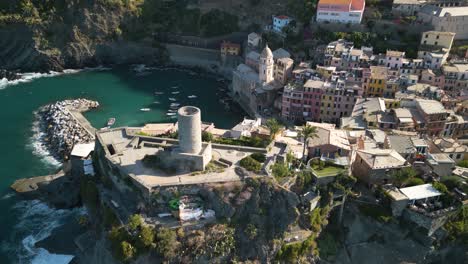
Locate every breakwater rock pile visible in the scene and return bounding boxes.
[37,99,99,160]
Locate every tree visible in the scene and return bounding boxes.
[155,227,179,260]
[266,118,282,140]
[128,214,143,231]
[120,241,136,261]
[136,225,155,250]
[392,167,417,187]
[298,124,318,161]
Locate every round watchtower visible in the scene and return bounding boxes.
[177,106,202,154]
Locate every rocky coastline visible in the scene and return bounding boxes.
[37,99,99,161]
[0,69,20,81]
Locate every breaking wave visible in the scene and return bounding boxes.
[1,200,85,264]
[27,111,61,168]
[0,66,111,90]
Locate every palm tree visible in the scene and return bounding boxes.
[298,124,318,161]
[266,118,282,140]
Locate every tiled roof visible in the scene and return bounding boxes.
[357,149,407,169]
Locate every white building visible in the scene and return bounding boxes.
[230,118,262,139]
[248,32,261,48]
[316,0,366,24]
[272,15,292,33]
[418,31,456,68]
[385,50,406,70]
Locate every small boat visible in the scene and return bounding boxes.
[166,112,176,116]
[155,92,164,95]
[188,95,197,99]
[169,98,177,101]
[171,91,180,94]
[170,103,180,106]
[107,118,116,126]
[168,109,177,113]
[153,101,160,104]
[170,116,177,119]
[140,108,151,112]
[171,86,179,89]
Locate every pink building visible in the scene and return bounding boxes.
[282,80,325,122]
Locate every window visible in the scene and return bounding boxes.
[434,41,438,46]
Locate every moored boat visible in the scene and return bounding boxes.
[107,118,115,126]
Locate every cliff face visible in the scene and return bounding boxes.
[200,179,300,262]
[0,1,167,72]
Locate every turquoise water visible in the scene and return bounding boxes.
[0,67,243,263]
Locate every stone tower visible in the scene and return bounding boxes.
[259,44,274,84]
[177,106,202,154]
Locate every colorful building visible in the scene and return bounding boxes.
[272,15,292,33]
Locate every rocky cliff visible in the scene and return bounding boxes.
[0,1,167,73]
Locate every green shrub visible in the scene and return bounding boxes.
[433,182,448,194]
[245,224,258,239]
[250,153,266,163]
[155,227,178,260]
[272,162,290,179]
[441,176,464,190]
[358,204,392,223]
[405,177,425,187]
[239,156,262,173]
[202,131,213,142]
[458,160,468,168]
[444,205,468,245]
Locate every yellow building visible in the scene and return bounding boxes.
[384,98,400,109]
[364,66,388,97]
[220,41,241,56]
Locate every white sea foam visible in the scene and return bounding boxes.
[1,192,15,200]
[27,111,61,168]
[0,69,83,90]
[4,200,86,264]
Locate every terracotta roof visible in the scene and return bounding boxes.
[319,0,351,5]
[351,0,365,11]
[274,15,290,20]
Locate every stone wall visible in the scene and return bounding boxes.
[402,207,456,236]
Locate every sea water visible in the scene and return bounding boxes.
[0,66,244,263]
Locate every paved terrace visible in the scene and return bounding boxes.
[66,106,97,138]
[98,128,266,189]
